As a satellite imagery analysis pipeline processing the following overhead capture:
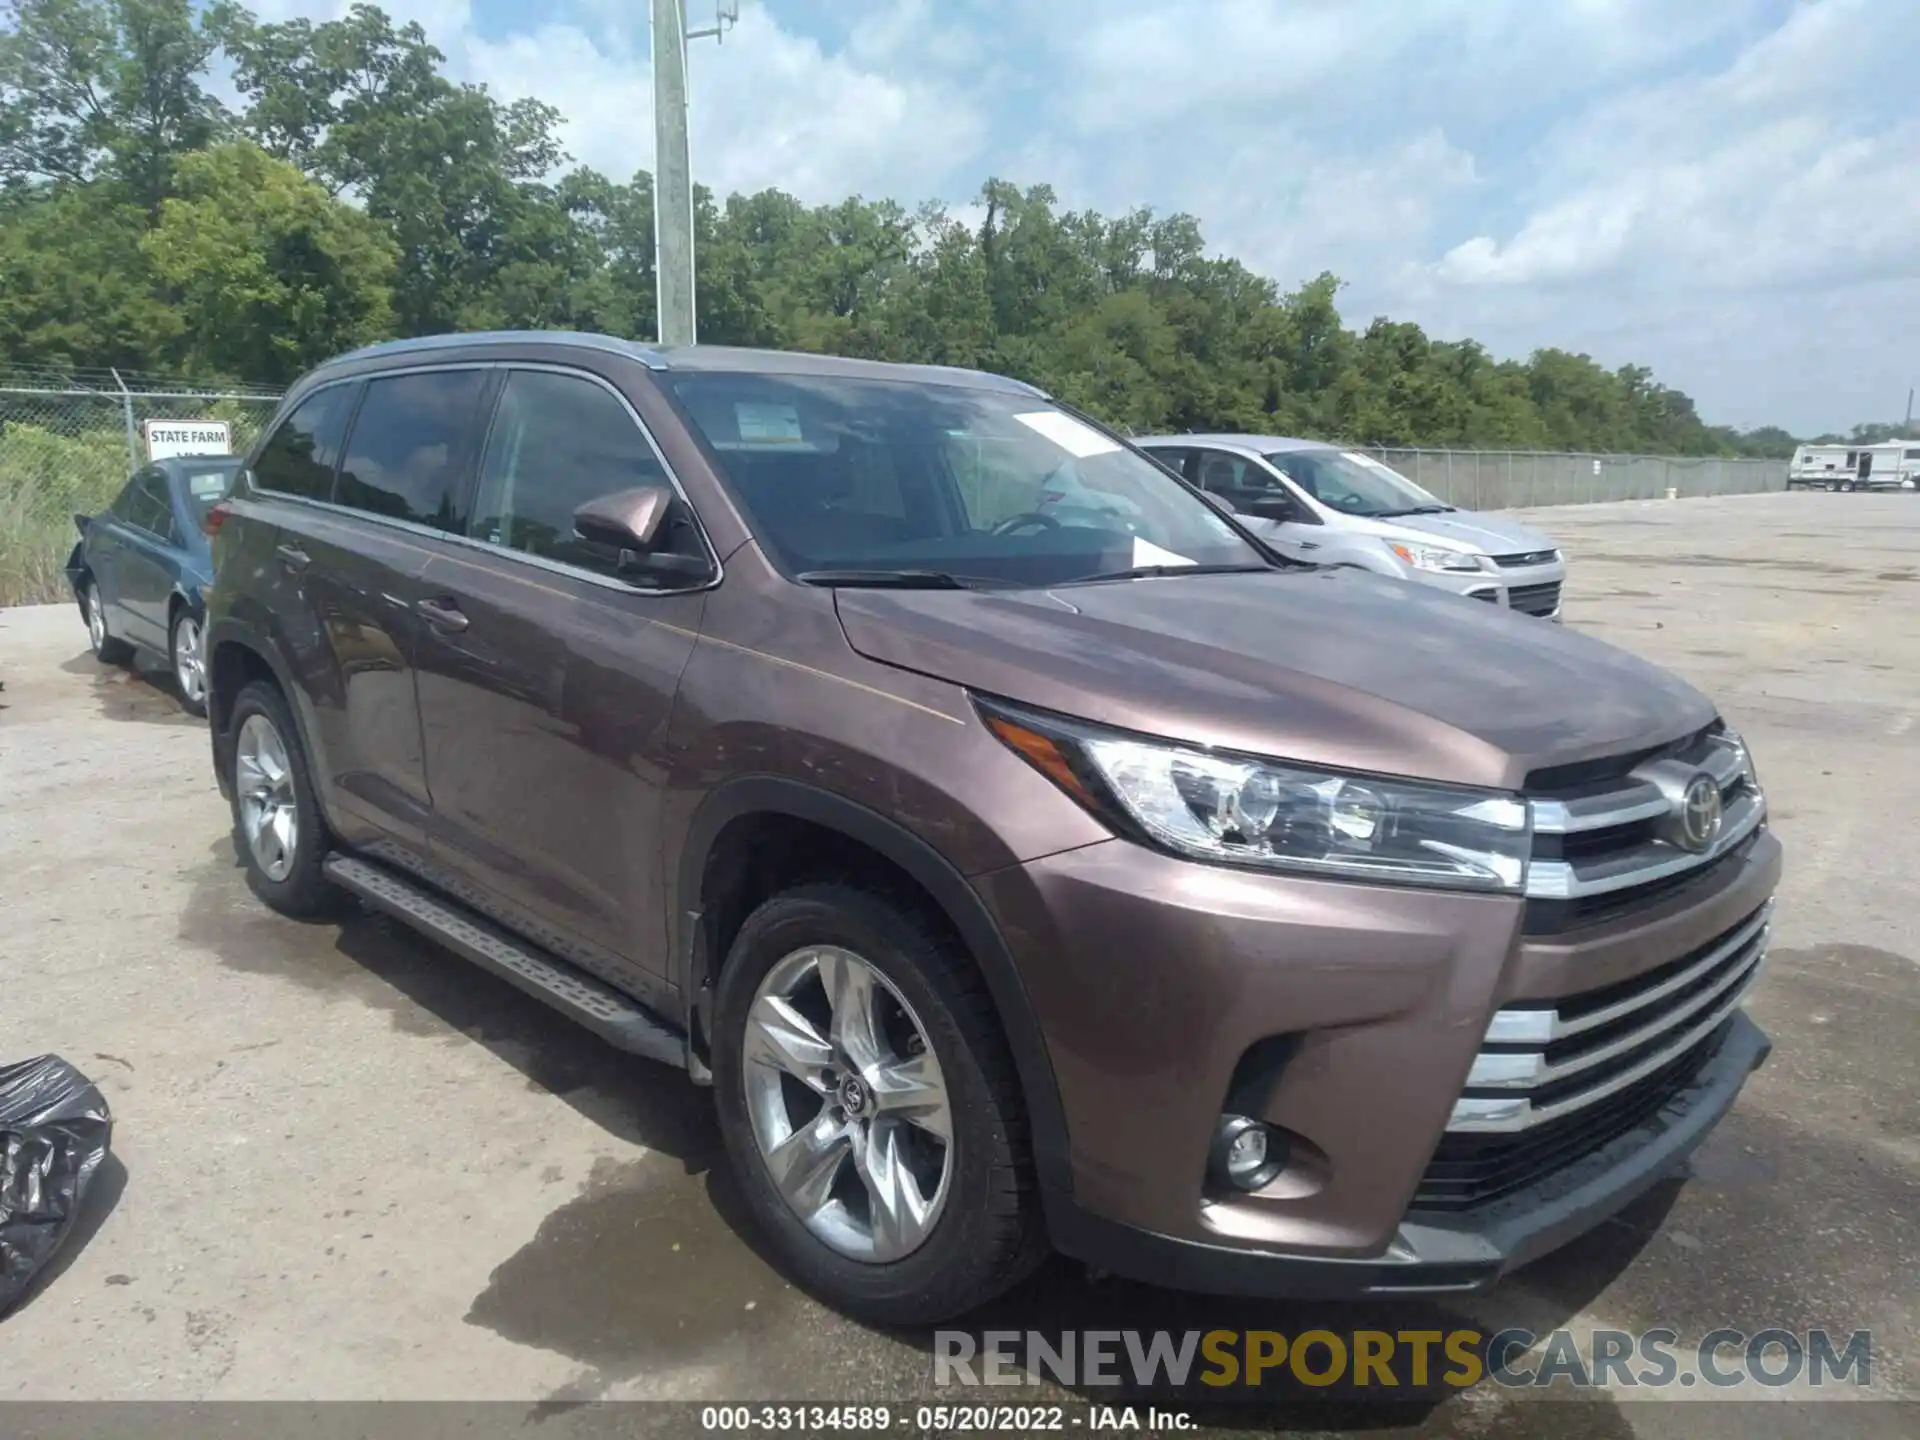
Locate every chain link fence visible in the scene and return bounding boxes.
[1355,447,1788,510]
[0,371,282,606]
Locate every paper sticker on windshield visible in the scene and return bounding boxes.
[735,402,804,445]
[1131,537,1196,568]
[1014,410,1121,459]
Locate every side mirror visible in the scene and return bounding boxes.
[1241,495,1299,523]
[574,484,673,552]
[573,484,711,582]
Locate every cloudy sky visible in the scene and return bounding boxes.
[249,0,1920,435]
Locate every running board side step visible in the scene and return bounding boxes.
[323,852,686,1069]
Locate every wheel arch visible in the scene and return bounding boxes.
[675,776,1073,1199]
[204,622,333,830]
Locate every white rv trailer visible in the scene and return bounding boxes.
[1787,440,1920,492]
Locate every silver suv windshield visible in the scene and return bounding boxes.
[667,372,1267,586]
[1264,449,1454,519]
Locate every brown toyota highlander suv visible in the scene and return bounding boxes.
[203,332,1779,1323]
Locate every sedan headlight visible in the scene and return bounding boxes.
[1387,541,1490,574]
[979,699,1531,893]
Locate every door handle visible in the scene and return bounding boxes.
[415,597,470,633]
[276,543,311,572]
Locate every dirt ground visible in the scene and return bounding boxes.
[0,492,1914,1437]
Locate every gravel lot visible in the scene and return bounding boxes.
[0,492,1915,1436]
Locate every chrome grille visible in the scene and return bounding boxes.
[1448,902,1770,1134]
[1523,728,1765,932]
[1492,549,1560,568]
[1413,1024,1731,1209]
[1507,581,1562,616]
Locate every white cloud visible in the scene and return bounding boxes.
[231,0,1918,431]
[1412,0,1920,428]
[243,0,981,201]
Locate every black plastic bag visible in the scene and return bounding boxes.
[1,1055,112,1316]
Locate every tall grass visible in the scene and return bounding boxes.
[0,423,133,607]
[0,399,272,607]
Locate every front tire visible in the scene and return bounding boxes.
[83,581,134,665]
[170,609,208,718]
[711,884,1045,1323]
[226,680,338,917]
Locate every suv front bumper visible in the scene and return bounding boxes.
[1409,560,1566,620]
[977,828,1780,1297]
[1044,1011,1769,1297]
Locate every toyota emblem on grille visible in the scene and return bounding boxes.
[1678,773,1722,852]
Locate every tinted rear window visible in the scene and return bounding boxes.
[179,461,241,525]
[335,371,488,529]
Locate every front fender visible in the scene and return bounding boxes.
[672,775,1075,1200]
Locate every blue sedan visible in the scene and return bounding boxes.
[65,455,242,717]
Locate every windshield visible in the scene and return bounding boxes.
[665,372,1265,586]
[1263,450,1451,519]
[178,459,242,525]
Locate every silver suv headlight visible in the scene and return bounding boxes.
[980,699,1531,893]
[1386,541,1490,574]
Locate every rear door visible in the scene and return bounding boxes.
[306,368,495,857]
[413,365,711,1002]
[248,370,491,858]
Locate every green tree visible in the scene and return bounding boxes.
[0,0,224,207]
[0,0,1824,457]
[142,142,396,382]
[0,181,178,366]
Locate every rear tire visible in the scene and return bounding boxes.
[1839,478,1857,493]
[170,609,208,718]
[711,884,1046,1323]
[83,581,134,665]
[226,680,338,918]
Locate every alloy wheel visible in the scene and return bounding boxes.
[741,945,954,1263]
[173,615,206,705]
[235,713,298,882]
[86,586,106,653]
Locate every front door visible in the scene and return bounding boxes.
[413,366,711,1003]
[1194,449,1323,561]
[114,467,181,648]
[1858,452,1874,484]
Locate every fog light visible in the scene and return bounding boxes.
[1209,1114,1286,1192]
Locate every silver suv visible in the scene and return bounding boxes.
[1137,434,1568,619]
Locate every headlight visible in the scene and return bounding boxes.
[1712,729,1761,795]
[1387,542,1489,574]
[979,699,1530,893]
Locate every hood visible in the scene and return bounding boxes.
[1341,509,1559,556]
[1391,509,1559,555]
[835,569,1713,790]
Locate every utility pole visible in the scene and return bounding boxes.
[1905,386,1914,439]
[651,2,735,347]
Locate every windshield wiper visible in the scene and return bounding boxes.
[1373,504,1455,517]
[1063,562,1275,586]
[797,568,989,589]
